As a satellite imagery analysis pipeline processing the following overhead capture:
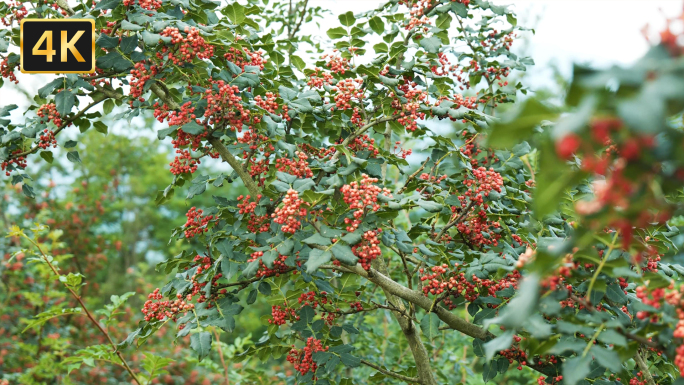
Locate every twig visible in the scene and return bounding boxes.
[20,232,141,384]
[433,201,475,242]
[360,359,422,384]
[397,157,430,194]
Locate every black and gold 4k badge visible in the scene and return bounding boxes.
[20,19,95,74]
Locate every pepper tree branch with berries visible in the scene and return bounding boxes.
[4,0,684,384]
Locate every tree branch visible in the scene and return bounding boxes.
[634,350,656,385]
[360,359,422,384]
[148,83,262,198]
[10,96,107,159]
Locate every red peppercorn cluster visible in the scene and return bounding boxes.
[129,62,158,102]
[307,68,334,89]
[349,229,382,270]
[538,375,563,385]
[37,129,57,150]
[332,78,364,110]
[299,290,329,308]
[159,26,214,65]
[122,0,161,10]
[393,141,412,159]
[247,252,297,278]
[0,56,18,84]
[254,92,279,113]
[341,175,392,232]
[430,52,459,77]
[141,288,195,322]
[418,264,520,307]
[628,372,646,385]
[1,1,27,26]
[347,135,379,158]
[237,194,270,233]
[203,79,251,131]
[183,207,214,238]
[223,46,267,70]
[272,189,307,234]
[1,150,27,176]
[286,337,328,375]
[390,82,427,131]
[401,0,432,32]
[37,103,63,127]
[419,172,447,184]
[269,305,298,325]
[461,166,504,205]
[321,53,350,74]
[275,151,313,179]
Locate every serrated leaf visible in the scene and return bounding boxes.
[305,249,332,273]
[55,90,74,117]
[331,243,357,265]
[190,332,212,361]
[419,37,441,53]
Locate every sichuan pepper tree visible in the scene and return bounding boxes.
[5,0,684,384]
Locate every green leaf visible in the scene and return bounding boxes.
[93,121,108,135]
[379,75,400,87]
[55,90,74,117]
[40,151,54,164]
[96,51,132,72]
[436,13,452,29]
[38,79,64,98]
[180,121,205,135]
[417,200,442,213]
[327,27,347,40]
[141,31,162,46]
[331,243,358,265]
[305,249,332,273]
[224,2,246,24]
[338,11,356,27]
[291,55,306,71]
[488,98,557,148]
[67,151,81,163]
[368,16,384,34]
[94,0,120,10]
[562,355,591,385]
[419,37,441,54]
[506,14,517,27]
[373,42,388,53]
[590,346,621,372]
[302,233,331,246]
[103,99,115,115]
[484,274,539,330]
[597,329,627,347]
[482,361,498,382]
[190,332,212,361]
[121,20,143,31]
[340,353,361,367]
[420,313,440,340]
[120,35,138,54]
[605,283,628,305]
[484,331,514,361]
[22,184,35,198]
